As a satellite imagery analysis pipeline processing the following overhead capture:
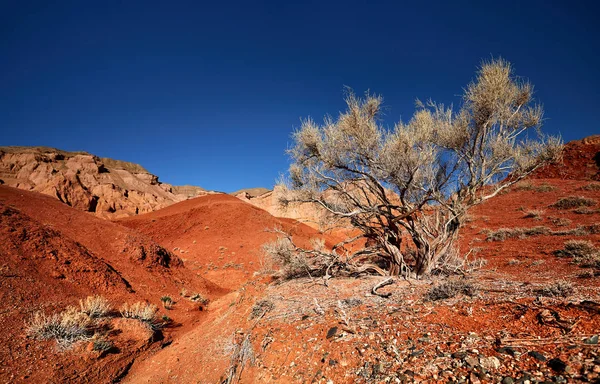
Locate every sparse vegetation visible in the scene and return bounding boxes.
[535,280,574,298]
[424,280,477,301]
[92,338,114,353]
[485,226,550,241]
[514,181,556,192]
[27,307,93,348]
[79,295,111,318]
[550,196,597,210]
[189,293,209,305]
[486,224,597,241]
[523,209,545,220]
[263,235,319,279]
[573,207,600,214]
[250,300,275,320]
[120,302,161,329]
[549,217,572,227]
[579,183,600,191]
[554,240,600,268]
[160,296,174,310]
[224,333,255,384]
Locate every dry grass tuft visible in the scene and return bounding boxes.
[250,300,275,320]
[120,302,161,329]
[534,280,574,298]
[79,296,111,318]
[579,183,600,191]
[27,307,93,348]
[523,209,545,220]
[550,196,597,210]
[425,280,477,301]
[554,240,600,268]
[549,217,572,227]
[189,293,209,305]
[485,226,550,241]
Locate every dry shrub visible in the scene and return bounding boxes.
[579,183,600,191]
[425,280,477,301]
[550,196,597,210]
[535,280,574,298]
[120,302,161,329]
[523,209,545,220]
[189,293,209,305]
[573,207,599,214]
[249,299,274,320]
[485,226,550,241]
[27,307,93,348]
[92,338,114,352]
[79,296,111,318]
[549,217,572,227]
[160,296,173,310]
[263,237,311,279]
[554,240,600,268]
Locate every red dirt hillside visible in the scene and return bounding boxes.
[530,135,600,180]
[118,193,340,290]
[0,185,223,383]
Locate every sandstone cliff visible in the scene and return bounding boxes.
[0,146,209,218]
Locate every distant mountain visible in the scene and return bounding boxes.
[0,146,210,218]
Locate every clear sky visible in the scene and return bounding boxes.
[1,1,598,192]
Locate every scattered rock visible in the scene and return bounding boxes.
[326,327,338,339]
[547,358,567,372]
[527,351,547,361]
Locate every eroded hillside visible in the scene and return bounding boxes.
[0,146,209,219]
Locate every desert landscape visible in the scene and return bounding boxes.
[2,2,599,383]
[0,135,599,383]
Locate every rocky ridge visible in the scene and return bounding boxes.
[0,146,209,219]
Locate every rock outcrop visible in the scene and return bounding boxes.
[235,185,327,229]
[0,146,209,218]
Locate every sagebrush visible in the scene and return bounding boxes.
[274,58,561,278]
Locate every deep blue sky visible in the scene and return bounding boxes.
[1,1,598,192]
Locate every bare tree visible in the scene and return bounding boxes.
[273,58,562,278]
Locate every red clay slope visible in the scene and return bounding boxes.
[0,185,224,383]
[118,193,339,290]
[531,135,600,180]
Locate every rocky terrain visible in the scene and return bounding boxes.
[0,146,209,219]
[0,137,599,383]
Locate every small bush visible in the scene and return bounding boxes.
[550,196,597,210]
[27,307,93,348]
[485,226,550,241]
[535,280,574,298]
[120,302,161,329]
[579,183,600,191]
[551,225,590,236]
[555,240,600,268]
[79,296,111,318]
[189,293,209,305]
[425,280,477,301]
[549,217,572,227]
[160,296,173,310]
[250,300,275,320]
[523,209,545,220]
[573,207,599,214]
[263,237,312,279]
[92,338,114,352]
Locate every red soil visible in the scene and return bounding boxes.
[117,193,340,290]
[531,136,600,180]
